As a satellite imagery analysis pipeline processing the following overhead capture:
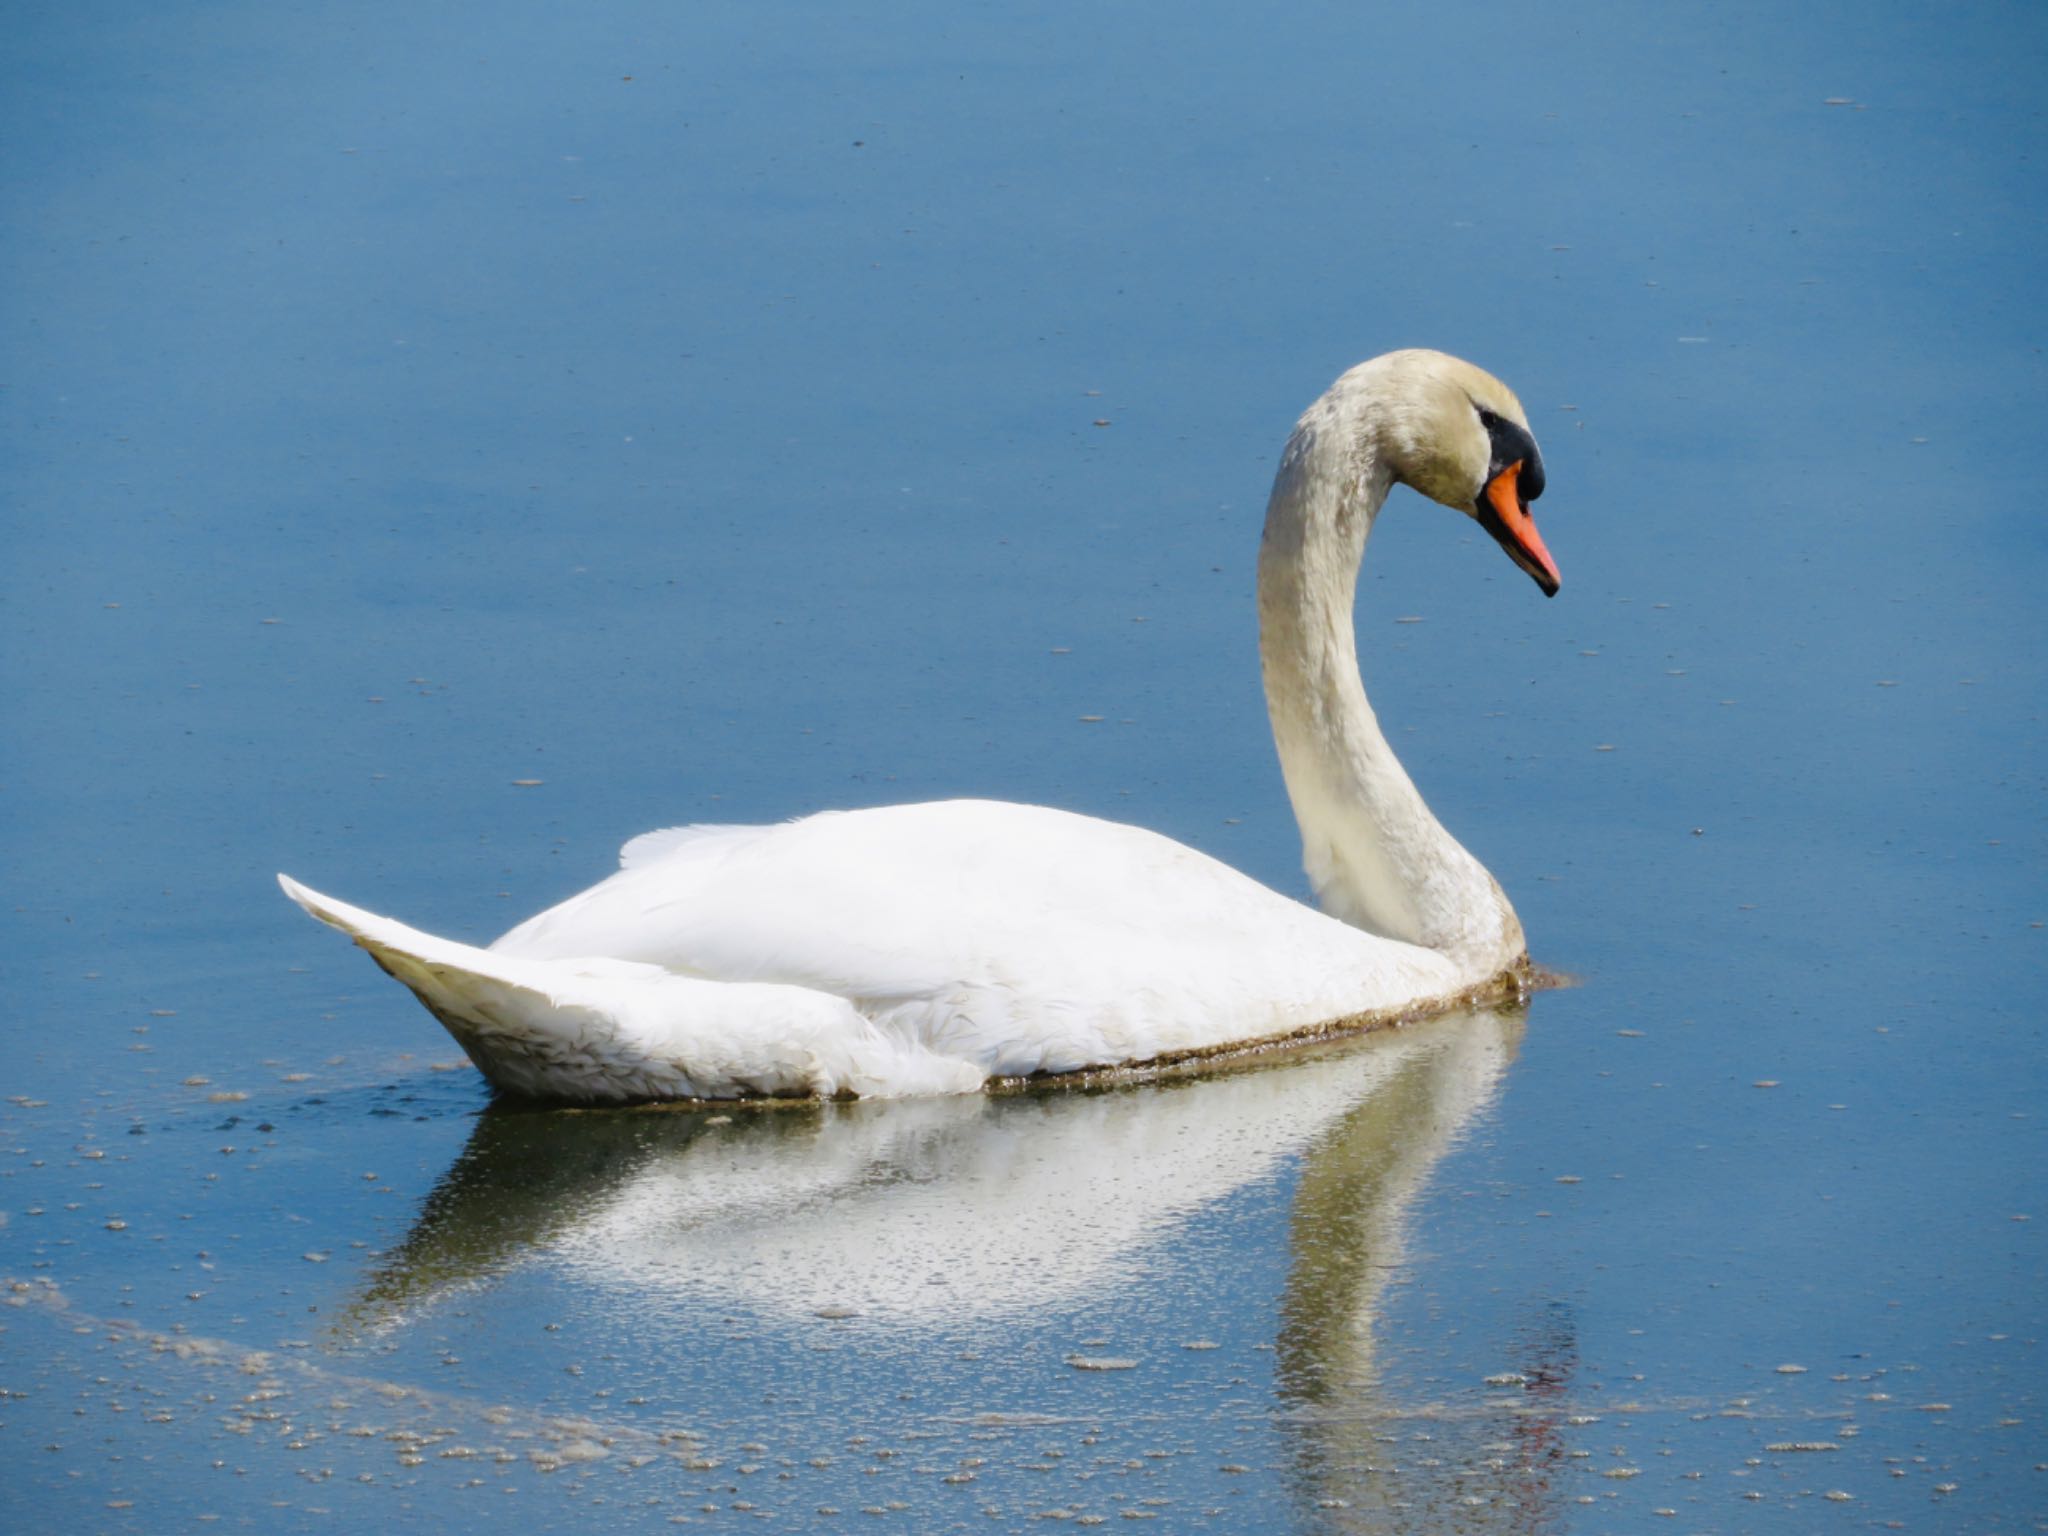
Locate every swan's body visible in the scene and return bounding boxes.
[282,349,1562,1102]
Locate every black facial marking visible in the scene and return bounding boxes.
[1477,406,1545,503]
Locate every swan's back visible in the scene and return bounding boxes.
[491,800,1461,1075]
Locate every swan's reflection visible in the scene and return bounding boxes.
[351,1010,1507,1327]
[346,1004,1570,1527]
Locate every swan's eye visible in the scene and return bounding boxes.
[1476,406,1544,505]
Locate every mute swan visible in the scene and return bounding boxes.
[280,348,1561,1103]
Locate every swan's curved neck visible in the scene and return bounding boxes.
[1256,408,1524,980]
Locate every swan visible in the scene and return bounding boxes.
[279,348,1561,1103]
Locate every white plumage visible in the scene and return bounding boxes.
[281,349,1562,1102]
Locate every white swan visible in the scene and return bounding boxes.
[280,348,1561,1102]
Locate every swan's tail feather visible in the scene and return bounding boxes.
[276,874,982,1103]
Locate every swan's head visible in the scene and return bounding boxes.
[1362,349,1561,597]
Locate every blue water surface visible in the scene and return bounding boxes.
[4,1,2044,1531]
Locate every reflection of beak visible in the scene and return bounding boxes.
[1477,462,1561,596]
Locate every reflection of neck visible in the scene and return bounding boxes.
[1276,1012,1522,1435]
[1256,408,1522,979]
[1275,1030,1419,1407]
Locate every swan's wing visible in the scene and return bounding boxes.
[493,800,1459,1064]
[619,823,769,871]
[503,803,1058,999]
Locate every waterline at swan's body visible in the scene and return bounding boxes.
[281,349,1563,1103]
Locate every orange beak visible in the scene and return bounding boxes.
[1479,461,1561,596]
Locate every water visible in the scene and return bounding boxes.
[5,1,2044,1529]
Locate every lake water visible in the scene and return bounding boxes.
[4,1,2044,1530]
